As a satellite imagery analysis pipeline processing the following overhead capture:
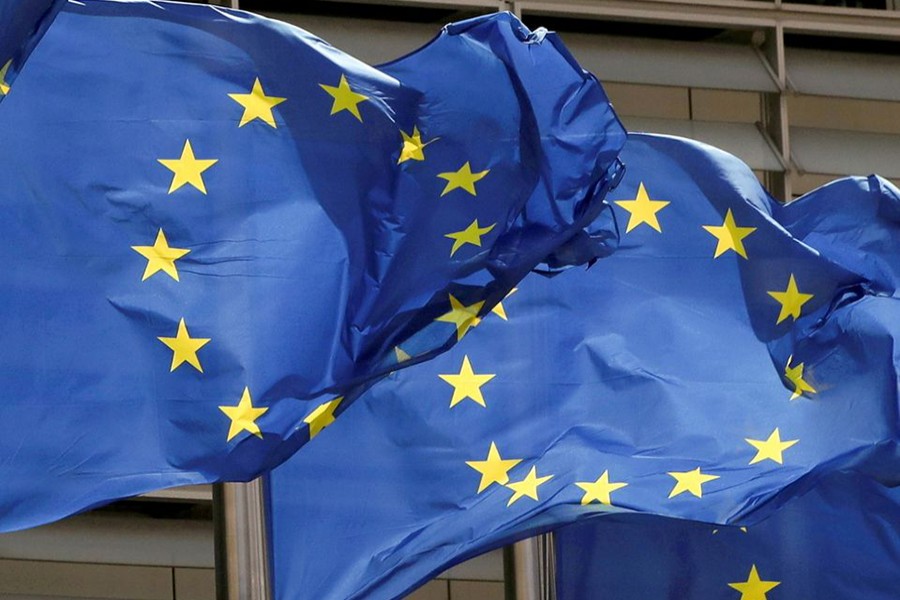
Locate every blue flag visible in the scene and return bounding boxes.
[556,471,900,599]
[0,1,626,532]
[266,133,900,599]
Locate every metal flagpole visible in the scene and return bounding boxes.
[497,1,559,599]
[202,0,259,598]
[505,533,557,600]
[213,479,272,600]
[203,0,265,596]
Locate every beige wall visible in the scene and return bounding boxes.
[0,507,504,600]
[0,559,214,600]
[0,556,503,600]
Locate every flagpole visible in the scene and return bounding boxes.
[207,0,258,596]
[213,479,272,600]
[506,534,557,600]
[498,1,561,598]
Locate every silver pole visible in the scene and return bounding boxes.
[204,0,239,8]
[207,0,270,598]
[213,479,272,600]
[506,533,557,600]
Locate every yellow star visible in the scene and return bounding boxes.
[728,565,781,600]
[767,274,814,325]
[445,219,496,257]
[667,467,720,499]
[576,470,628,505]
[713,527,749,534]
[491,288,517,320]
[219,387,268,442]
[157,318,211,373]
[614,182,670,233]
[435,294,484,341]
[506,466,553,506]
[158,140,218,194]
[319,74,368,121]
[0,60,11,95]
[131,229,190,282]
[398,126,435,163]
[746,428,798,465]
[785,355,816,400]
[466,442,522,493]
[438,355,495,408]
[304,396,343,440]
[228,77,286,128]
[702,209,757,259]
[437,162,490,197]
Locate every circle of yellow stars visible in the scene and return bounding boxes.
[130,75,320,445]
[445,175,836,600]
[128,67,515,444]
[612,180,820,400]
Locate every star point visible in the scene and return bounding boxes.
[219,387,268,442]
[491,288,517,321]
[702,209,756,259]
[728,565,780,600]
[304,397,343,440]
[435,294,484,341]
[394,346,411,364]
[576,470,628,506]
[438,355,495,408]
[614,182,670,233]
[466,442,522,493]
[157,318,211,373]
[785,355,816,400]
[506,466,553,506]
[437,162,489,196]
[0,60,11,95]
[445,219,496,257]
[746,428,798,465]
[667,467,719,499]
[228,77,286,128]
[131,229,190,282]
[158,140,218,194]
[767,274,814,324]
[320,74,368,121]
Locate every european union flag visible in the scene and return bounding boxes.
[266,133,900,599]
[556,471,900,599]
[0,1,626,532]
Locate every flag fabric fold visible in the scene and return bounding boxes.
[266,133,900,600]
[556,471,900,599]
[0,0,63,100]
[773,175,900,291]
[0,1,625,532]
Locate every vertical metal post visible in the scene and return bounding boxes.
[758,24,793,201]
[207,0,258,596]
[213,479,272,600]
[205,0,240,9]
[504,534,557,600]
[513,537,544,600]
